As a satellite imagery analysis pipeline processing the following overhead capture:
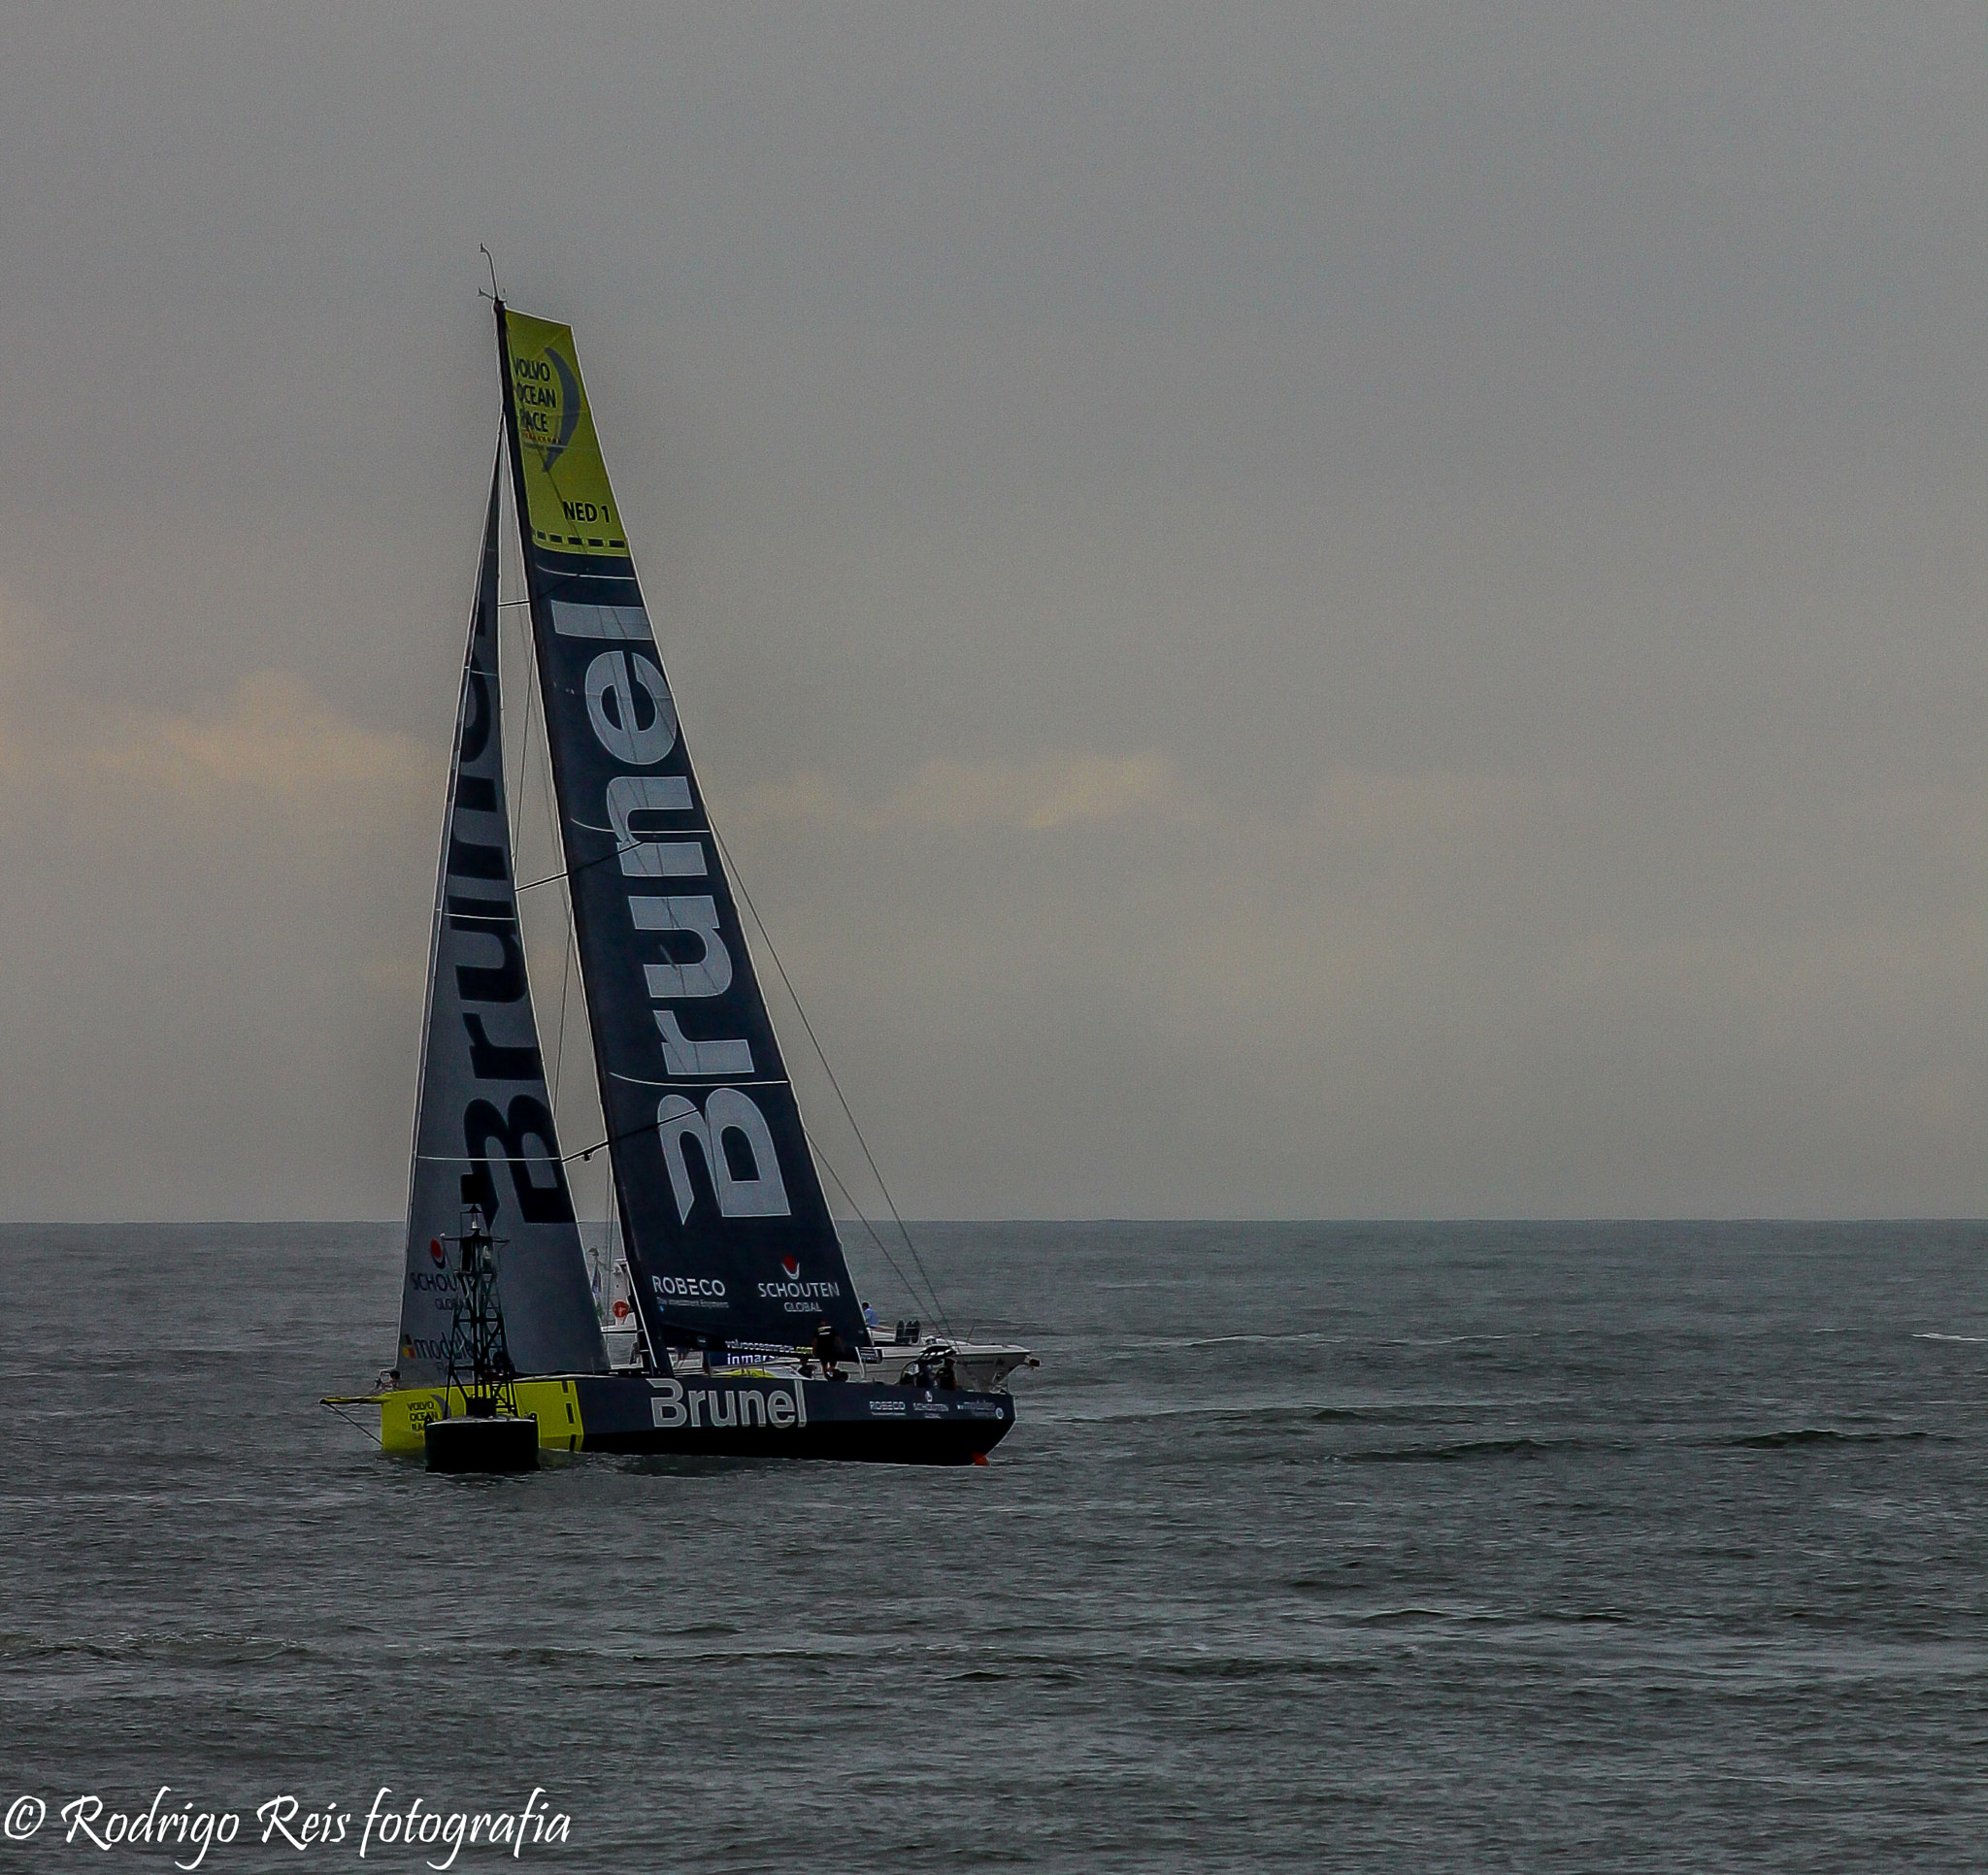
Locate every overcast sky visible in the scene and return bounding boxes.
[3,3,1986,1221]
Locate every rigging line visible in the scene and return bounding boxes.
[704,815,952,1335]
[496,512,582,1146]
[502,573,535,864]
[598,1170,619,1341]
[550,872,577,1115]
[803,1119,932,1324]
[502,540,583,980]
[514,806,706,893]
[514,843,633,895]
[526,604,582,1133]
[504,485,558,936]
[405,426,505,1237]
[521,1080,810,1170]
[807,1111,944,1330]
[505,531,581,1145]
[502,578,601,903]
[512,591,545,905]
[508,549,571,1107]
[416,1151,573,1166]
[546,1111,668,1168]
[319,1400,384,1449]
[504,498,552,863]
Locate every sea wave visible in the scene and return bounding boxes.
[1335,1434,1632,1465]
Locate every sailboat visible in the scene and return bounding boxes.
[338,302,1031,1464]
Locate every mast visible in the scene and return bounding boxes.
[493,301,869,1359]
[395,450,609,1385]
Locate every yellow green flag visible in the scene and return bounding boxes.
[500,308,629,558]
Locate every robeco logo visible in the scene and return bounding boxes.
[651,1273,727,1307]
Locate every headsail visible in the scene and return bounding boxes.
[396,452,609,1385]
[495,304,868,1357]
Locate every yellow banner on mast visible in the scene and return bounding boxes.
[500,309,629,558]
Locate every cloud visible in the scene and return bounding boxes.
[736,750,1178,834]
[1300,769,1529,847]
[0,594,435,814]
[0,588,444,1219]
[9,7,1988,1217]
[84,670,434,804]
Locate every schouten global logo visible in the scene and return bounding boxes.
[757,1260,845,1313]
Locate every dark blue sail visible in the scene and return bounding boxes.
[496,304,868,1358]
[397,450,609,1384]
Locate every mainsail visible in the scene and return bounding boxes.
[495,303,868,1357]
[396,453,609,1385]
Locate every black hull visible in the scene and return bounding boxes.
[579,1371,1015,1465]
[377,1370,1017,1466]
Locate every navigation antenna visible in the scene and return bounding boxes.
[441,1194,520,1419]
[425,1179,539,1471]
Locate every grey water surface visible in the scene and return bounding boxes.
[4,1222,1987,1871]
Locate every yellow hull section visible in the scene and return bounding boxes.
[377,1378,586,1456]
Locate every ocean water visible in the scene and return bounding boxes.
[3,1220,1987,1871]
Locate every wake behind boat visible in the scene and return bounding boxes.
[329,301,1029,1466]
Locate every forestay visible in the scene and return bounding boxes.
[396,454,609,1385]
[495,304,868,1358]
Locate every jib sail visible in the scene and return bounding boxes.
[495,303,867,1357]
[396,452,609,1385]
